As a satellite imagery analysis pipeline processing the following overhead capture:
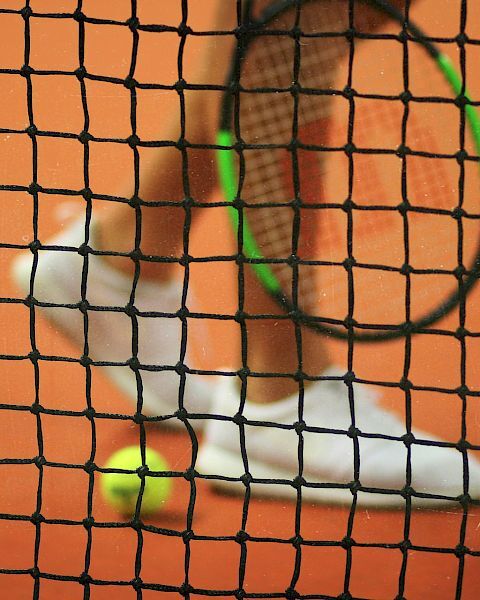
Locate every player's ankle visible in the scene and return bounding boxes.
[96,220,181,283]
[245,360,334,404]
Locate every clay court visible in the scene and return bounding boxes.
[1,0,480,598]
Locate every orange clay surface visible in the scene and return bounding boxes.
[0,1,480,598]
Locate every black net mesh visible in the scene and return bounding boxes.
[1,0,480,598]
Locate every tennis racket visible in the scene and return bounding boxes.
[216,0,480,341]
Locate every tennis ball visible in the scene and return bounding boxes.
[101,446,172,517]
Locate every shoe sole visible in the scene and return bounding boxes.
[196,444,469,508]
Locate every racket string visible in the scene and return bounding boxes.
[233,0,478,326]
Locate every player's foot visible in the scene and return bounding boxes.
[12,218,212,428]
[196,368,480,507]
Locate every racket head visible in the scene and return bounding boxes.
[217,0,480,341]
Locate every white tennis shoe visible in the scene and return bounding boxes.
[197,368,480,507]
[12,218,212,428]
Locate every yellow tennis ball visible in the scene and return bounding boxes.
[101,446,172,517]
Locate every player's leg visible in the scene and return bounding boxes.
[238,266,332,405]
[95,0,238,280]
[94,101,217,281]
[11,0,235,426]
